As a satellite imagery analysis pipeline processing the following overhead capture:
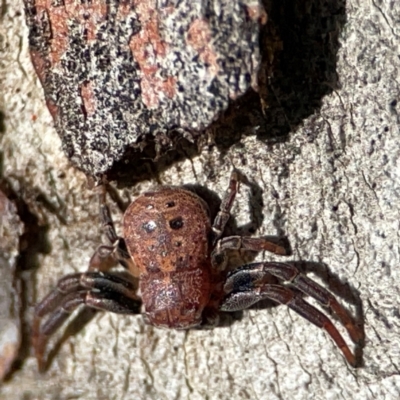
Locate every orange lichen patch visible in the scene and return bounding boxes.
[34,0,68,66]
[246,4,267,24]
[78,3,109,42]
[80,81,96,117]
[130,0,168,62]
[45,99,59,121]
[140,75,176,108]
[117,1,133,18]
[29,50,48,85]
[187,19,219,76]
[34,0,108,66]
[129,17,167,75]
[129,0,176,108]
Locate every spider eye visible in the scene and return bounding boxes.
[169,217,183,230]
[142,220,157,233]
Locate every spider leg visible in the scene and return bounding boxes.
[211,170,239,245]
[220,262,362,366]
[32,272,141,372]
[211,235,287,271]
[214,235,286,261]
[89,193,133,271]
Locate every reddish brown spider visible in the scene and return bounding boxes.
[32,171,362,371]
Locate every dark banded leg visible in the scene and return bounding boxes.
[33,272,141,372]
[211,235,287,269]
[89,192,133,271]
[220,262,363,366]
[211,170,239,245]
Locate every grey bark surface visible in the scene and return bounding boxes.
[1,0,400,399]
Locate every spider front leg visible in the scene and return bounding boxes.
[211,170,239,245]
[89,191,133,271]
[32,272,141,372]
[220,262,363,367]
[211,171,287,270]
